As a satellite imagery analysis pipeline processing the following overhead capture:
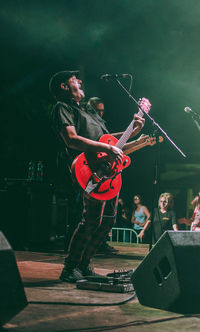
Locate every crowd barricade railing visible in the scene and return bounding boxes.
[109,227,141,244]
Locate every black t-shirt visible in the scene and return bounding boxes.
[51,99,109,161]
[152,208,176,243]
[51,99,109,194]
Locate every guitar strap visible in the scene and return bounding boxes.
[85,108,109,135]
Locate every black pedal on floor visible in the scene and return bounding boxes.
[76,269,135,293]
[107,269,135,278]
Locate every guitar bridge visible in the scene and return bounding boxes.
[85,177,99,194]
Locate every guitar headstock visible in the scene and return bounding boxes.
[147,136,164,146]
[138,97,151,115]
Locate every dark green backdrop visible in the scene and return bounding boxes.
[1,0,200,215]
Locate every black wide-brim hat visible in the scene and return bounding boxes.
[49,70,79,96]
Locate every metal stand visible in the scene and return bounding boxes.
[114,77,186,158]
[108,76,187,251]
[149,129,161,249]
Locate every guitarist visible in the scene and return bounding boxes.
[50,70,145,283]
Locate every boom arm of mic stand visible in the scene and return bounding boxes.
[114,77,186,158]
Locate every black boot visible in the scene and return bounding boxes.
[97,242,118,254]
[60,263,86,283]
[79,264,103,278]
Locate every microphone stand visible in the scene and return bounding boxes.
[114,77,186,158]
[148,128,161,250]
[112,77,187,250]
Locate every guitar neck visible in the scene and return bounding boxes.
[123,139,149,155]
[123,136,163,155]
[116,109,143,150]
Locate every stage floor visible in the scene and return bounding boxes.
[2,244,200,332]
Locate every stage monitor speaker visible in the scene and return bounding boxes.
[131,231,200,314]
[0,231,27,326]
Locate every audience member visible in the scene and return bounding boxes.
[190,197,200,231]
[131,194,150,242]
[191,191,200,207]
[179,196,200,231]
[150,192,178,243]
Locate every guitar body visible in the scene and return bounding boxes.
[71,134,131,201]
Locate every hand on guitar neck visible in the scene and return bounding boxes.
[131,113,145,138]
[111,97,150,140]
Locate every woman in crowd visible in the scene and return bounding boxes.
[191,191,200,207]
[190,196,200,231]
[131,195,150,242]
[179,195,200,231]
[150,192,178,243]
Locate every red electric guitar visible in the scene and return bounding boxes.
[71,98,151,201]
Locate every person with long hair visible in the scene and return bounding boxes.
[179,195,200,231]
[191,191,200,207]
[151,192,178,243]
[190,196,200,231]
[131,195,150,242]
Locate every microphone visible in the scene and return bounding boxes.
[100,73,130,81]
[184,106,198,115]
[184,106,200,119]
[184,106,193,114]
